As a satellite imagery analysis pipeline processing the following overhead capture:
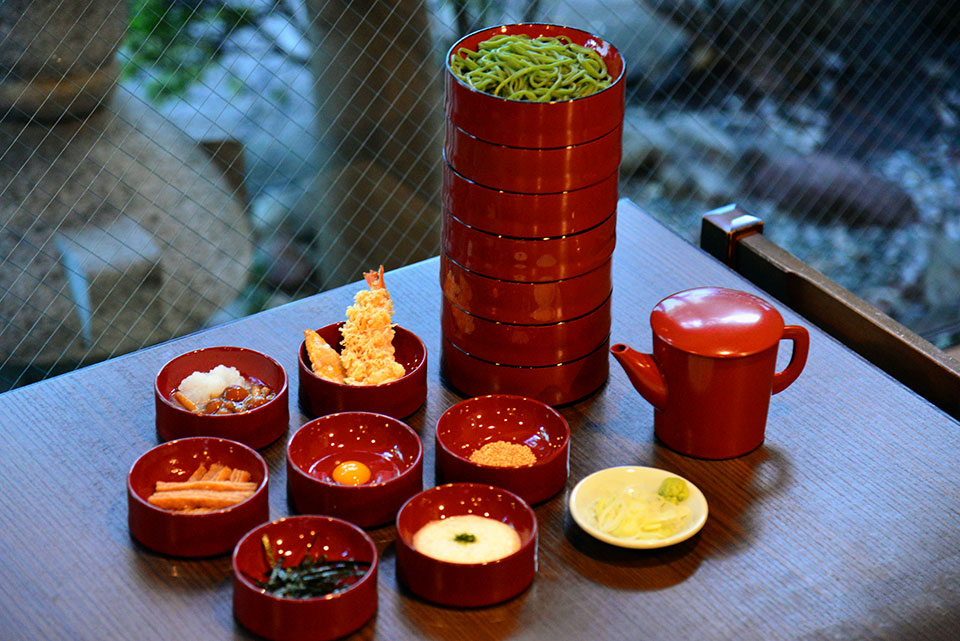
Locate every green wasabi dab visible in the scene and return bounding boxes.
[657,477,689,504]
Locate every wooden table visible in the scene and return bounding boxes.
[2,200,958,640]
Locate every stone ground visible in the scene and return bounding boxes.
[122,0,960,348]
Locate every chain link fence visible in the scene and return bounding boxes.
[2,0,959,390]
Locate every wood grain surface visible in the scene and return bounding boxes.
[1,200,958,641]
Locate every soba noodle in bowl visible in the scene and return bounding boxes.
[449,33,612,102]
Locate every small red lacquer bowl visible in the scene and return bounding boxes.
[442,211,616,283]
[442,162,618,238]
[155,346,289,450]
[287,412,423,528]
[395,483,538,607]
[444,121,622,194]
[442,293,611,367]
[435,395,570,504]
[127,437,269,557]
[233,516,378,641]
[445,23,625,148]
[441,336,609,406]
[298,322,427,419]
[441,253,612,324]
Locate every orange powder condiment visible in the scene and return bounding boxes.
[469,441,537,467]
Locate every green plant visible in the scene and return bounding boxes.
[121,0,256,101]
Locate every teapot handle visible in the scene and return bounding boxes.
[772,325,809,394]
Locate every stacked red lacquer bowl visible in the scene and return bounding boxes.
[440,23,625,406]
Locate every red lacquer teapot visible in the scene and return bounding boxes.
[611,287,809,459]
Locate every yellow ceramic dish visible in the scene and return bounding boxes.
[568,465,708,549]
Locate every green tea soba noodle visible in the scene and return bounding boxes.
[450,34,612,102]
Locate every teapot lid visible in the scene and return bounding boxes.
[650,287,784,358]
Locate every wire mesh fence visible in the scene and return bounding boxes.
[2,0,959,390]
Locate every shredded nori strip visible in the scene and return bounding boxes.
[250,534,370,599]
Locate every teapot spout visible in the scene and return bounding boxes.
[610,344,667,410]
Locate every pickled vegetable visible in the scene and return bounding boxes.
[593,482,691,540]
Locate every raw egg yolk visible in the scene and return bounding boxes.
[332,461,371,485]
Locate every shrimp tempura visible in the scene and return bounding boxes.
[340,266,406,385]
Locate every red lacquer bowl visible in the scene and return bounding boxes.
[435,395,570,504]
[155,346,289,450]
[445,23,625,148]
[233,516,378,641]
[440,253,612,324]
[444,121,622,194]
[441,336,609,406]
[395,483,537,607]
[297,323,427,420]
[442,293,611,367]
[442,211,616,283]
[287,412,423,528]
[442,161,618,237]
[127,437,269,557]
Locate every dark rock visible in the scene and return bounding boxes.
[741,152,919,227]
[818,0,952,159]
[260,236,319,294]
[823,61,941,160]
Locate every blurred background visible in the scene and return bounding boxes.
[2,0,959,390]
